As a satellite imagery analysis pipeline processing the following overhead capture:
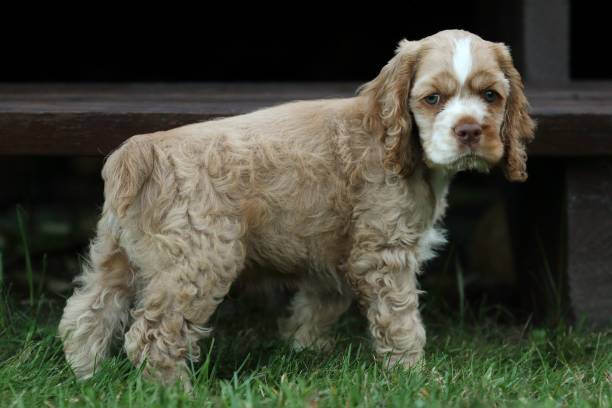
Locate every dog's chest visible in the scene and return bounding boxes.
[414,169,451,265]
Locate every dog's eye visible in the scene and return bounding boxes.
[424,94,440,105]
[483,90,498,103]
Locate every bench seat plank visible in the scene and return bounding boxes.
[1,82,612,156]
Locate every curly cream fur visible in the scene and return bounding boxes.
[59,29,533,386]
[58,212,135,378]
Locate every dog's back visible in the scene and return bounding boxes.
[103,98,368,276]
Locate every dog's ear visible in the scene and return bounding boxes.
[359,40,421,176]
[495,44,536,182]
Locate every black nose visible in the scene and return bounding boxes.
[454,123,482,146]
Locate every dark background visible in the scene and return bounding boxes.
[0,2,607,82]
[0,1,607,324]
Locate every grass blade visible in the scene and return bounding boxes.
[16,206,34,307]
[455,255,465,326]
[0,249,3,288]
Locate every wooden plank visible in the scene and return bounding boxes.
[566,160,612,327]
[1,82,612,156]
[527,115,612,156]
[0,112,217,156]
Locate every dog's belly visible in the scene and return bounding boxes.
[241,221,351,291]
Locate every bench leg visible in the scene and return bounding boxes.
[509,159,566,324]
[566,160,612,327]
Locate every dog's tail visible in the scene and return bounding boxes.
[102,136,156,218]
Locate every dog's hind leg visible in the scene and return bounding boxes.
[123,218,246,388]
[59,213,135,379]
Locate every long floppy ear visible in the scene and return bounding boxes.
[359,40,421,176]
[495,44,536,182]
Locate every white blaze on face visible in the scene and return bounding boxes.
[420,37,481,166]
[452,37,473,85]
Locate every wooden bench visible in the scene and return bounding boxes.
[1,82,611,326]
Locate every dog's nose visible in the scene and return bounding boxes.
[454,123,482,146]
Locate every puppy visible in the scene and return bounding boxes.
[59,29,535,385]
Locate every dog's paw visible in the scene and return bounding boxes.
[279,317,336,352]
[384,350,424,370]
[291,335,335,352]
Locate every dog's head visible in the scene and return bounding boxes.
[360,29,535,181]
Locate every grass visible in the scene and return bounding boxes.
[0,296,610,408]
[1,206,610,406]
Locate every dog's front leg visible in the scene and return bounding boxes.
[348,245,426,368]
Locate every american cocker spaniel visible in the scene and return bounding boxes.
[59,29,535,386]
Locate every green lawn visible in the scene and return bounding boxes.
[0,295,610,408]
